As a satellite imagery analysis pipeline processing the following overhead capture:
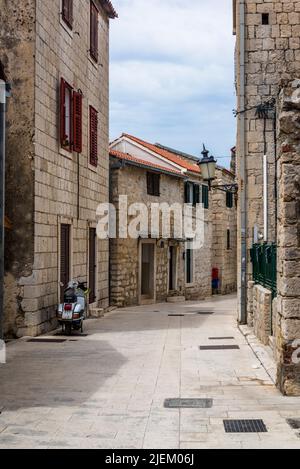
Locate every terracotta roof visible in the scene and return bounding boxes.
[110,149,185,177]
[122,134,200,174]
[100,0,118,18]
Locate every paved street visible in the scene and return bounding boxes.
[0,294,299,449]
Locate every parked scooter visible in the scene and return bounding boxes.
[57,280,89,335]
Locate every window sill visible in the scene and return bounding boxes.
[88,162,98,173]
[88,55,99,71]
[60,16,73,38]
[59,147,73,160]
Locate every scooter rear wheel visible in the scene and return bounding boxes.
[65,323,72,336]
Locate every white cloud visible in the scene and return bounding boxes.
[110,0,236,164]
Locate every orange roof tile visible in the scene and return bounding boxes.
[110,149,185,177]
[122,133,201,174]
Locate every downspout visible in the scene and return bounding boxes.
[238,0,247,324]
[0,80,6,340]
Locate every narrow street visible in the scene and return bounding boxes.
[0,295,299,449]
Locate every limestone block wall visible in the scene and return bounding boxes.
[211,167,237,295]
[235,0,300,317]
[252,284,272,346]
[2,0,111,337]
[276,80,300,395]
[109,163,212,307]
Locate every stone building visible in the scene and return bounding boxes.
[233,0,300,394]
[211,166,237,295]
[1,0,117,337]
[109,134,213,307]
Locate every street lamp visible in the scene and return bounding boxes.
[198,144,238,193]
[198,144,217,189]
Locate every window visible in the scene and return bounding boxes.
[60,78,73,152]
[185,182,200,206]
[89,106,98,167]
[227,229,231,250]
[147,172,160,196]
[186,241,193,284]
[60,79,83,153]
[226,191,233,209]
[90,1,99,62]
[62,0,73,29]
[202,185,209,209]
[262,13,269,25]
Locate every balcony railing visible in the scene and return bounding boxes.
[250,243,277,298]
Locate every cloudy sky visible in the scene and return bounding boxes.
[109,0,236,167]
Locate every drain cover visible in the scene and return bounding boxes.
[209,337,235,340]
[197,312,214,315]
[200,345,240,350]
[27,339,67,343]
[164,398,213,409]
[287,419,300,430]
[224,420,267,433]
[168,314,185,317]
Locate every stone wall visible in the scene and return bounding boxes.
[109,162,212,307]
[2,0,111,337]
[0,0,36,337]
[252,284,272,346]
[276,80,300,395]
[235,1,300,395]
[211,167,237,295]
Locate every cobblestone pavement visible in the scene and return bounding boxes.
[0,294,299,449]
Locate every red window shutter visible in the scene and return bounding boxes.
[89,106,98,166]
[62,0,73,29]
[73,91,82,153]
[90,1,99,62]
[60,78,66,147]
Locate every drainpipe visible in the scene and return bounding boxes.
[238,0,247,324]
[0,79,6,340]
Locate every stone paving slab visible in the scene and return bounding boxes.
[0,294,299,449]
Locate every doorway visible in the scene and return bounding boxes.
[88,228,97,304]
[169,245,177,292]
[140,241,156,303]
[60,224,71,301]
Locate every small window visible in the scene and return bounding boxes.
[60,78,73,152]
[262,13,269,25]
[147,173,160,196]
[227,230,231,250]
[90,1,99,62]
[62,0,73,29]
[185,182,200,206]
[60,79,83,153]
[202,185,209,209]
[226,191,233,209]
[89,106,98,167]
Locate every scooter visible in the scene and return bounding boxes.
[57,280,89,335]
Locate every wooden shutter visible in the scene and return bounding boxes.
[89,106,98,166]
[226,191,233,208]
[90,1,99,62]
[154,174,160,196]
[60,224,70,301]
[193,184,200,206]
[62,0,73,29]
[73,91,82,153]
[89,228,97,303]
[202,185,209,209]
[60,78,66,147]
[147,173,153,195]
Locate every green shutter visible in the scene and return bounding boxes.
[202,185,209,209]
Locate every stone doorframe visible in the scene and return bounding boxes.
[138,239,157,305]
